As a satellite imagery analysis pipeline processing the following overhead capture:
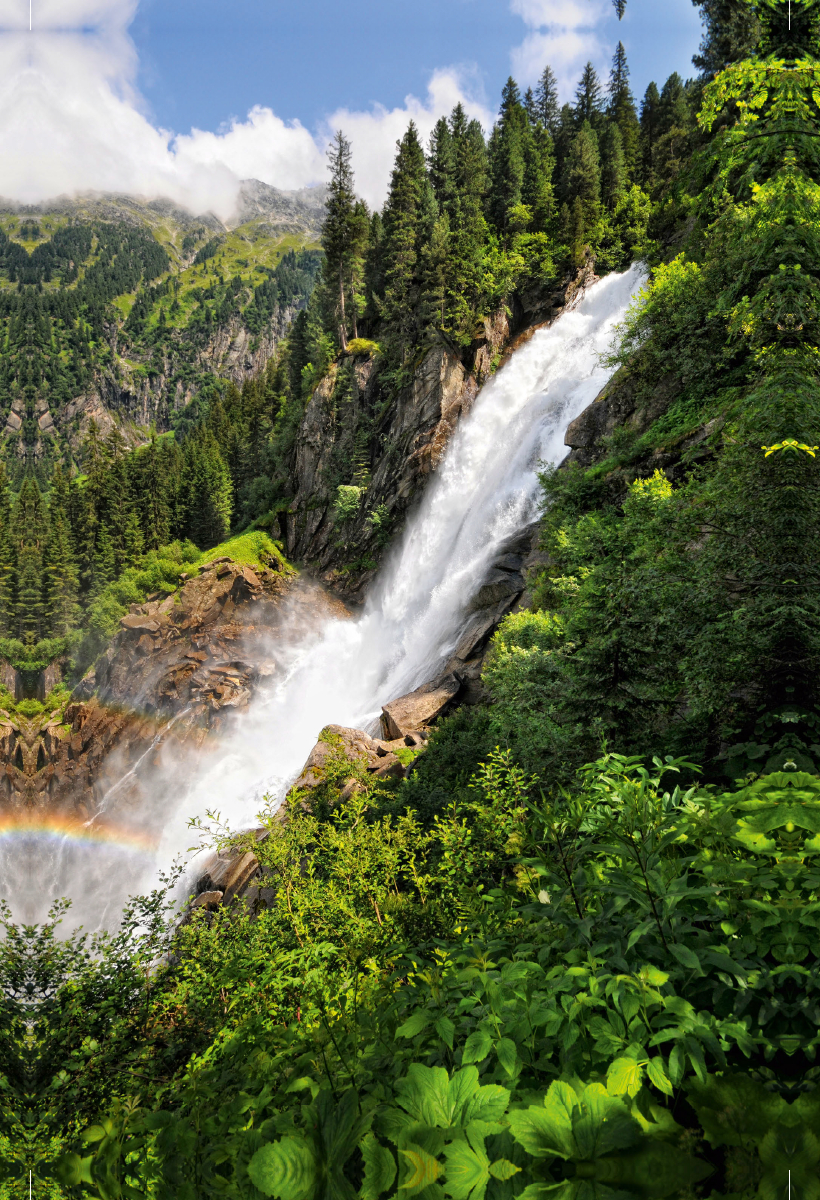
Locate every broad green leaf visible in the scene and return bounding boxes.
[496,1038,519,1077]
[668,1043,685,1087]
[248,1137,317,1200]
[571,1084,640,1160]
[462,1029,493,1065]
[488,1160,520,1181]
[435,1017,455,1049]
[646,1058,673,1096]
[508,1081,576,1159]
[360,1134,397,1200]
[606,1058,644,1099]
[397,1010,434,1039]
[400,1144,443,1191]
[669,944,701,971]
[81,1125,108,1144]
[443,1140,489,1200]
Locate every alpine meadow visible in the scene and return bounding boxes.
[1,1,820,1198]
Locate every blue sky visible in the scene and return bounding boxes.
[131,0,704,136]
[3,0,705,213]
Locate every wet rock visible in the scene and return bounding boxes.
[196,850,260,902]
[381,674,462,740]
[467,569,524,614]
[193,890,223,910]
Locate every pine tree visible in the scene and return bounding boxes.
[444,107,490,343]
[553,104,577,195]
[523,87,538,125]
[654,73,696,185]
[183,435,232,548]
[563,121,601,230]
[600,122,627,210]
[535,65,560,136]
[43,462,79,637]
[381,122,430,361]
[12,476,48,641]
[428,118,455,208]
[639,82,661,183]
[613,0,626,16]
[488,78,531,236]
[321,131,358,351]
[658,73,691,134]
[523,125,556,231]
[574,63,604,127]
[607,43,640,177]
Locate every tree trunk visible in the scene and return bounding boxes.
[339,264,347,351]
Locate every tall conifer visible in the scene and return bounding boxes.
[381,122,429,361]
[321,131,358,351]
[574,63,604,127]
[535,65,560,136]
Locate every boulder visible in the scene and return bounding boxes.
[196,850,260,902]
[293,724,382,791]
[467,569,524,614]
[381,674,461,740]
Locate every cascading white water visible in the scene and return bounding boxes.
[3,265,644,927]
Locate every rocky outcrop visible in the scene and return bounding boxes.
[0,559,349,818]
[283,264,600,601]
[57,304,298,451]
[381,676,462,740]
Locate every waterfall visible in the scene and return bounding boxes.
[2,265,645,927]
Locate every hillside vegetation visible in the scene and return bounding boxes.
[2,0,820,1197]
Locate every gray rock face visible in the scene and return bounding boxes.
[380,674,462,740]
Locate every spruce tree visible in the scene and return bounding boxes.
[607,43,640,176]
[12,476,48,641]
[428,118,455,208]
[553,104,577,194]
[444,107,490,343]
[534,65,560,136]
[321,131,357,351]
[43,462,79,637]
[488,78,531,236]
[182,435,232,548]
[574,63,604,127]
[600,122,627,210]
[639,82,661,183]
[523,125,556,231]
[563,121,601,231]
[381,122,429,361]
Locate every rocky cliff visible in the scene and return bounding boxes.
[284,263,598,601]
[0,557,348,822]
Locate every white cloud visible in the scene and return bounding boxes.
[0,0,490,217]
[324,69,491,211]
[509,0,609,100]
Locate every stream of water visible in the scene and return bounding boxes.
[9,265,645,927]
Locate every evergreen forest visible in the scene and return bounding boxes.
[2,0,819,1197]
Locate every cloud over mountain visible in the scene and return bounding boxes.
[0,0,489,217]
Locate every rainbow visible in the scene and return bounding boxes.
[0,813,159,856]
